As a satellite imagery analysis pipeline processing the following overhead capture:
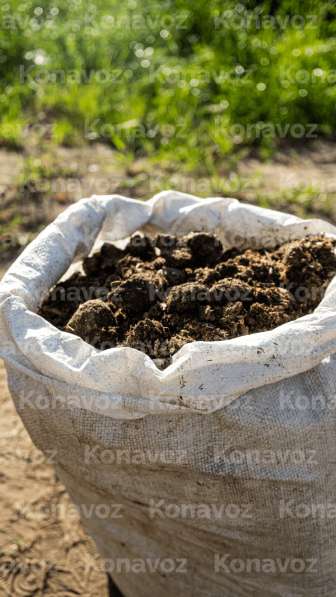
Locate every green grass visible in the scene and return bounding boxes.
[1,1,336,169]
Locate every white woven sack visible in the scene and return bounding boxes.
[1,191,336,596]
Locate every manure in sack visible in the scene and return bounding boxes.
[1,191,336,596]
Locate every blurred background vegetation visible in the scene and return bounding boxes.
[1,0,336,257]
[1,0,336,164]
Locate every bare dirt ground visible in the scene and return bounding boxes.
[1,138,336,263]
[239,139,336,194]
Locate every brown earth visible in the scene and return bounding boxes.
[2,138,336,264]
[40,233,336,367]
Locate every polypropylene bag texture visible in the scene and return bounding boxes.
[1,191,336,596]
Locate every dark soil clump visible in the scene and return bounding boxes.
[39,231,336,367]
